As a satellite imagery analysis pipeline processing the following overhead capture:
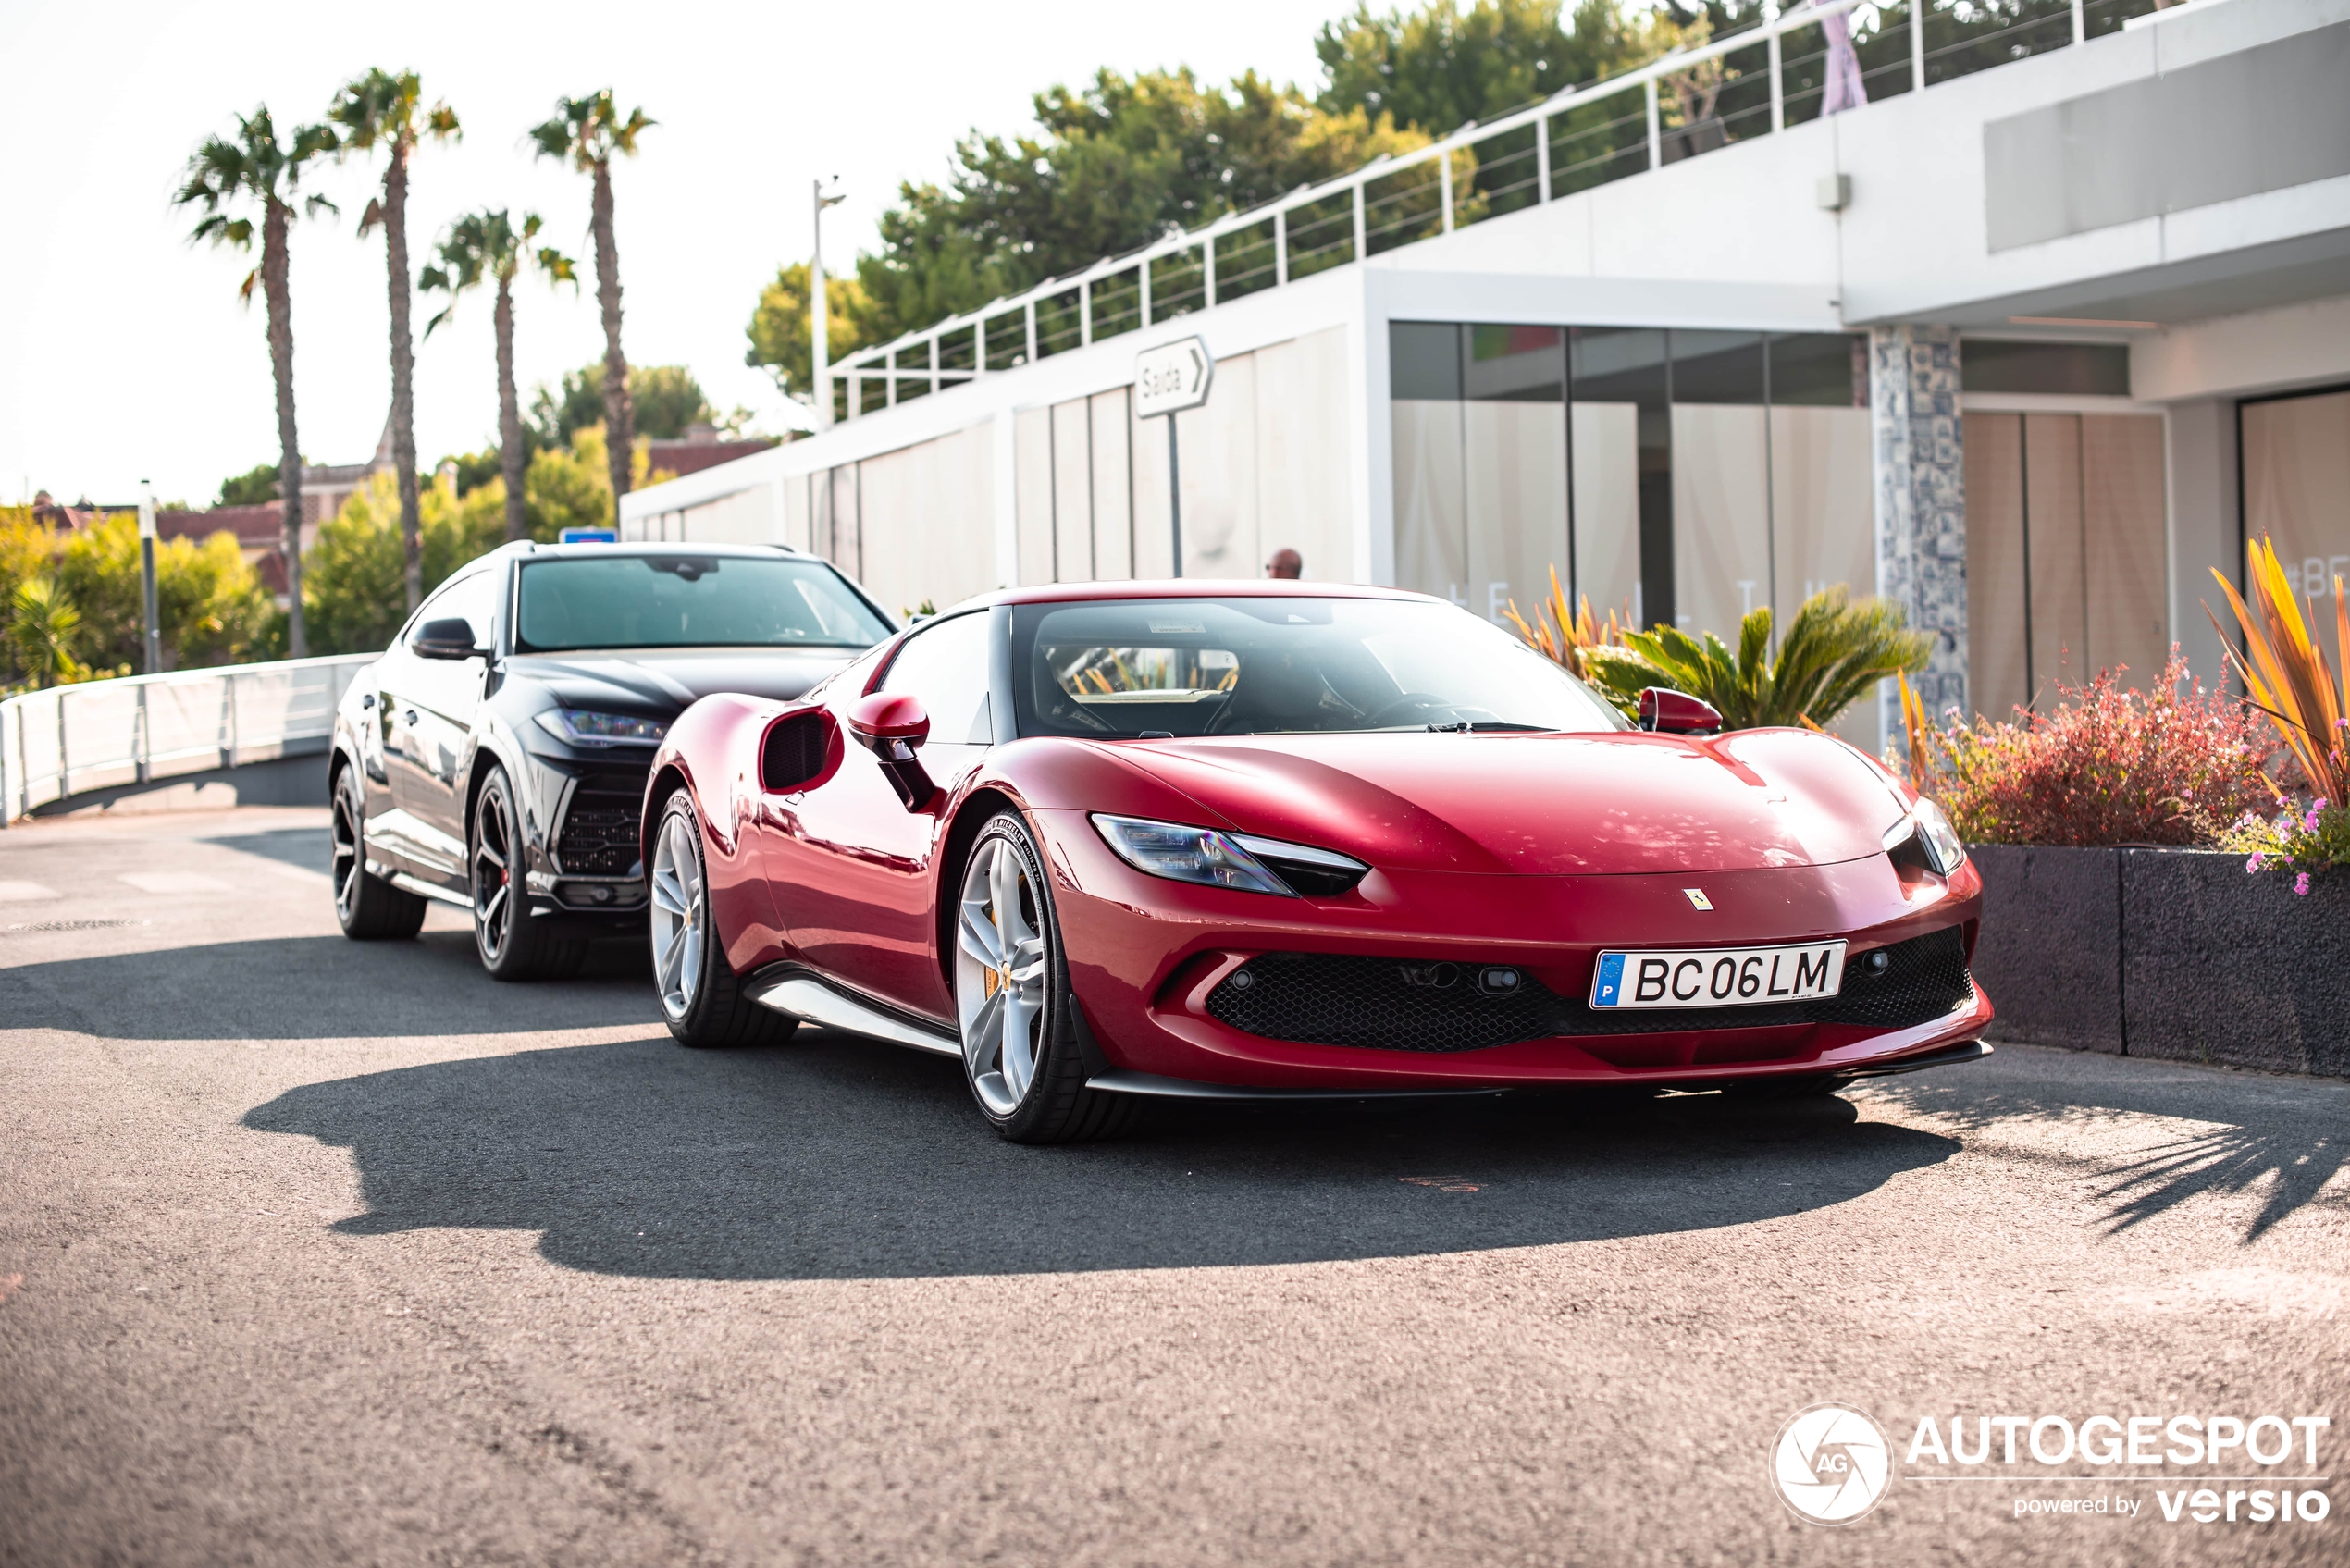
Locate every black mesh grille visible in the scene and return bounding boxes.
[1205,927,1973,1054]
[555,767,649,876]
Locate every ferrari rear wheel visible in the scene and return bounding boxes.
[651,789,796,1049]
[954,810,1135,1143]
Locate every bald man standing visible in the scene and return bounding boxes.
[1265,548,1302,579]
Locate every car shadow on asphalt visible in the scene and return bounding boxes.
[0,933,657,1039]
[243,1028,1966,1279]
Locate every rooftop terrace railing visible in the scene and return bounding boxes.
[828,0,2183,419]
[0,654,376,823]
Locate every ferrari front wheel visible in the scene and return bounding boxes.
[954,811,1134,1143]
[650,789,795,1049]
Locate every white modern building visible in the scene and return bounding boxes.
[625,0,2350,745]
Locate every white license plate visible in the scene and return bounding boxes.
[1589,941,1848,1009]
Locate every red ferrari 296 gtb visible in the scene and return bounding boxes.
[639,581,1992,1142]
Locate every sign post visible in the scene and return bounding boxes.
[1133,337,1214,577]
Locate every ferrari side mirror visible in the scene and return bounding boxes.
[1638,687,1723,735]
[847,692,939,811]
[847,692,931,754]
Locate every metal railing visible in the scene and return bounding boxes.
[0,654,377,823]
[828,0,2179,415]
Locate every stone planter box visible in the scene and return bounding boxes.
[1967,845,2350,1078]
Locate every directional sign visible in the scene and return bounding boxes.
[1133,337,1214,419]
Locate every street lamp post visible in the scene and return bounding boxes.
[137,481,161,674]
[812,177,846,428]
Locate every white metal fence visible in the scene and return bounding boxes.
[0,654,377,824]
[828,0,2182,414]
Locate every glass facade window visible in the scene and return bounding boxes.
[1963,411,2168,712]
[2242,386,2350,624]
[1390,322,1870,654]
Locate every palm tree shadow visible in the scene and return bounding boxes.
[245,1032,1962,1280]
[1862,1067,2348,1242]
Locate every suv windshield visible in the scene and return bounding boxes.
[1011,597,1628,738]
[514,554,890,652]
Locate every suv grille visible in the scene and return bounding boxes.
[1204,927,1973,1055]
[555,767,649,876]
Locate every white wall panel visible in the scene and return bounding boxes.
[1051,399,1094,582]
[1174,351,1258,579]
[1013,408,1055,586]
[1255,327,1354,583]
[1090,390,1133,580]
[680,485,778,546]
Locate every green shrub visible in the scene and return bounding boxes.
[1906,652,2277,847]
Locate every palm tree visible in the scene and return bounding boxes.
[174,107,339,659]
[329,68,461,616]
[419,213,577,541]
[7,577,84,688]
[1588,586,1934,730]
[529,92,655,503]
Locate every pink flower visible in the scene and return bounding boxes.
[2247,853,2265,872]
[2296,872,2311,896]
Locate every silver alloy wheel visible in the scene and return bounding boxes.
[955,833,1050,1117]
[471,779,518,960]
[649,806,704,1021]
[331,774,365,922]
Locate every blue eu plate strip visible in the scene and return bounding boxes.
[1593,951,1625,1007]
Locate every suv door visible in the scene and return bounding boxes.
[768,609,996,1017]
[379,567,502,883]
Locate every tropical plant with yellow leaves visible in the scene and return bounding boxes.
[2208,537,2349,802]
[1502,565,1633,685]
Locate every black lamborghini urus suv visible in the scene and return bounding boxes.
[327,540,895,978]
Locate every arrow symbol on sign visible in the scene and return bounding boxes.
[1187,344,1205,392]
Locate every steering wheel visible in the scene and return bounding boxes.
[1367,693,1469,728]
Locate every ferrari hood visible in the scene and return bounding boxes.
[1114,728,1909,875]
[505,648,853,715]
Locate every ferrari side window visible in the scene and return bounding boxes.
[879,611,995,745]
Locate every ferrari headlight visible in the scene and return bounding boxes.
[1091,814,1296,897]
[534,708,668,747]
[1911,797,1967,875]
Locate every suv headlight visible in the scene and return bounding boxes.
[1092,814,1298,896]
[534,708,668,747]
[1911,797,1966,875]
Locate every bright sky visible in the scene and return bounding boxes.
[0,0,1347,507]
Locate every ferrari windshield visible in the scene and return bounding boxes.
[513,554,890,652]
[1011,597,1628,738]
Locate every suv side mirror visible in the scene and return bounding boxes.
[847,692,938,811]
[1638,687,1724,735]
[413,618,483,661]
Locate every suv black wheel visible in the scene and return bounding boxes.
[330,763,425,940]
[470,765,585,981]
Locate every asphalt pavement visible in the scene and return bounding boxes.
[2,805,2344,1566]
